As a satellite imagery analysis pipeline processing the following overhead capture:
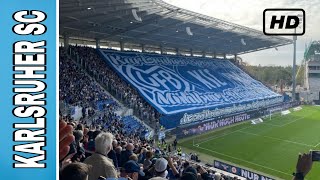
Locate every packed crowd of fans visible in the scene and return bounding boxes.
[69,46,160,128]
[59,117,244,180]
[59,48,119,111]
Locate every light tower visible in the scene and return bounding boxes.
[292,14,303,101]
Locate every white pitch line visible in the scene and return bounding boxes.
[314,142,320,148]
[194,145,292,177]
[262,122,282,127]
[237,131,315,148]
[279,114,312,127]
[196,125,253,145]
[265,109,316,128]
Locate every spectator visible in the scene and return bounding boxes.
[60,162,90,180]
[154,158,169,178]
[120,143,134,167]
[180,172,197,180]
[108,146,118,169]
[71,130,85,162]
[84,132,117,180]
[120,160,145,180]
[143,151,153,170]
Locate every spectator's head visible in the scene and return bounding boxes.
[95,132,113,155]
[154,149,161,158]
[141,147,147,154]
[183,161,190,169]
[146,151,153,159]
[112,140,118,148]
[73,130,83,143]
[76,123,84,131]
[115,146,122,154]
[126,143,134,151]
[180,172,197,180]
[83,128,89,135]
[154,158,168,178]
[129,154,138,162]
[121,160,145,180]
[60,163,90,180]
[214,173,222,180]
[184,166,197,176]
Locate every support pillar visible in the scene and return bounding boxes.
[160,46,164,54]
[141,44,145,52]
[63,34,69,50]
[223,53,226,59]
[234,54,238,64]
[96,38,100,49]
[190,49,193,57]
[202,51,206,57]
[176,48,179,55]
[120,41,124,51]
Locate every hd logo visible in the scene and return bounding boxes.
[263,9,305,35]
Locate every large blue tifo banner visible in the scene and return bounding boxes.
[0,0,56,179]
[99,49,283,128]
[214,160,275,180]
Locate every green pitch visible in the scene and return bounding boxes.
[180,105,320,180]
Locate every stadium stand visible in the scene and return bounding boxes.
[68,46,161,128]
[300,41,320,103]
[59,47,149,138]
[59,48,119,109]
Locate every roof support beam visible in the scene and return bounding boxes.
[120,41,125,51]
[141,44,145,52]
[104,10,179,39]
[96,38,100,49]
[63,34,69,50]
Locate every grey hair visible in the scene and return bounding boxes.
[95,132,114,155]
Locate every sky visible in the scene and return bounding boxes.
[163,0,320,66]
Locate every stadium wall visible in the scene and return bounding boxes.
[173,101,300,139]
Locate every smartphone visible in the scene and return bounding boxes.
[311,151,320,161]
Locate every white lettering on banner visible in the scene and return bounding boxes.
[125,65,191,92]
[101,50,283,115]
[241,170,272,180]
[180,98,282,125]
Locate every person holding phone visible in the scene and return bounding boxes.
[292,152,313,180]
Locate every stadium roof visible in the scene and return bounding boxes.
[60,0,292,55]
[304,41,320,60]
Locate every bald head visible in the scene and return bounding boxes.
[126,143,134,151]
[115,146,122,154]
[112,140,118,147]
